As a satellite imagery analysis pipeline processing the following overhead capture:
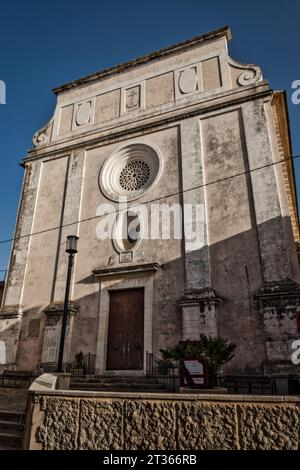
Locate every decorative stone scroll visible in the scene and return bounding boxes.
[228,57,262,87]
[32,117,54,147]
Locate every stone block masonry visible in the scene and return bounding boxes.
[24,389,300,450]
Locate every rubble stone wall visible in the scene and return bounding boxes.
[24,389,300,450]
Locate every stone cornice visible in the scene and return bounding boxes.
[177,288,221,307]
[0,304,23,319]
[43,301,78,316]
[52,27,231,94]
[22,82,272,166]
[93,263,160,279]
[256,279,300,308]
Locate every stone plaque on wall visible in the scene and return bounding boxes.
[28,319,41,338]
[125,86,140,111]
[120,252,133,263]
[121,82,144,113]
[175,64,201,100]
[75,101,92,126]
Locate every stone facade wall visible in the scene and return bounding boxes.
[24,390,300,450]
[0,281,4,307]
[1,26,300,376]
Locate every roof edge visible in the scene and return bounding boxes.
[52,26,231,94]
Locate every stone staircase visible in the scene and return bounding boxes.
[70,375,167,392]
[0,410,23,450]
[0,387,28,450]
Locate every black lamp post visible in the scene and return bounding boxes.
[56,235,79,372]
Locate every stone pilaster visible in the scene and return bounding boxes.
[0,161,41,370]
[4,161,42,306]
[0,305,23,369]
[41,301,78,370]
[52,150,85,301]
[178,288,220,340]
[180,118,210,291]
[257,279,300,373]
[179,118,219,338]
[242,98,299,283]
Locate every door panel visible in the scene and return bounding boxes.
[106,288,144,370]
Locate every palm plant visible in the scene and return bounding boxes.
[160,335,236,388]
[192,334,236,387]
[160,341,195,386]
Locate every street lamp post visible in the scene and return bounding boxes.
[56,235,79,372]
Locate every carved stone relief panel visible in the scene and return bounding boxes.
[72,99,95,129]
[175,64,202,100]
[121,82,145,113]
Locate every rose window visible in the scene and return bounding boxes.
[119,160,151,191]
[99,143,163,202]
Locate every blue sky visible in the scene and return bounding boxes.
[0,0,300,276]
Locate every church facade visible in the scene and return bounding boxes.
[1,27,300,377]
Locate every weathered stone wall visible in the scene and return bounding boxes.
[24,390,300,450]
[1,26,300,376]
[0,281,4,307]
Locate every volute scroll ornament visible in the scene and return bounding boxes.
[32,117,54,147]
[228,57,262,87]
[237,68,261,86]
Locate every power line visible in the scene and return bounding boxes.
[0,152,299,247]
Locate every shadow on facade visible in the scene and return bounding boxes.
[0,215,299,376]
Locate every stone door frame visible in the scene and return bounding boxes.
[94,271,154,375]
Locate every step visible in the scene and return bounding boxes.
[0,420,23,434]
[71,376,161,384]
[0,446,22,450]
[71,382,165,392]
[0,410,22,423]
[0,432,22,448]
[71,386,165,392]
[71,381,165,390]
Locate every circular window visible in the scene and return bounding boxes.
[119,160,151,191]
[99,143,162,202]
[113,210,143,253]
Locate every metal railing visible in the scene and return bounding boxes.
[0,370,35,388]
[145,351,178,392]
[217,375,300,395]
[67,353,96,376]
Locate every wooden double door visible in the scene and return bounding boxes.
[106,288,144,370]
